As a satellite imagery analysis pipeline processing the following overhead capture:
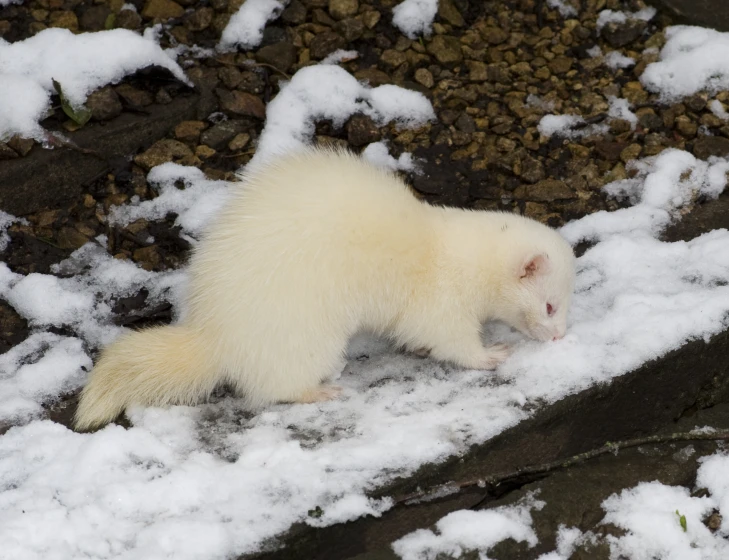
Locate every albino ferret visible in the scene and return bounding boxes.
[75,148,576,430]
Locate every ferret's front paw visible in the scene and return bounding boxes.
[475,344,511,370]
[294,384,343,404]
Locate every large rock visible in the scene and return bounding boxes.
[256,42,298,73]
[650,0,729,32]
[141,0,185,20]
[426,35,463,65]
[0,93,203,216]
[693,135,729,160]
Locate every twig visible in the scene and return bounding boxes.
[118,228,153,248]
[393,430,729,506]
[116,302,173,327]
[573,112,607,129]
[214,57,291,80]
[43,131,104,158]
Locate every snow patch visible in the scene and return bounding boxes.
[596,7,656,31]
[546,0,577,18]
[218,0,289,51]
[110,164,231,239]
[392,0,439,39]
[0,28,189,141]
[642,26,729,101]
[249,64,434,169]
[392,493,544,559]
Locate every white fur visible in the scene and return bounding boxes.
[74,148,576,430]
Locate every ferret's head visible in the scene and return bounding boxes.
[498,244,576,342]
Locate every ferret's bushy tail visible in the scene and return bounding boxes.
[74,326,219,431]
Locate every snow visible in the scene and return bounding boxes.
[538,97,636,137]
[320,49,359,65]
[218,0,289,51]
[607,96,637,128]
[362,141,416,172]
[604,50,635,69]
[392,493,544,560]
[546,0,577,18]
[709,99,729,121]
[537,114,607,138]
[110,164,231,238]
[0,211,25,252]
[249,64,434,169]
[0,28,190,141]
[0,334,91,422]
[0,0,22,5]
[596,7,656,31]
[642,26,729,101]
[392,0,439,39]
[0,245,184,424]
[4,28,729,560]
[602,460,729,560]
[561,148,728,242]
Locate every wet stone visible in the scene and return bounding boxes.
[48,10,78,31]
[437,0,464,27]
[693,136,729,160]
[7,136,33,157]
[185,7,213,31]
[620,143,642,163]
[256,42,297,72]
[281,0,307,25]
[141,0,184,20]
[87,87,123,121]
[115,84,153,107]
[347,115,381,146]
[328,0,357,20]
[426,35,463,64]
[455,113,476,134]
[335,17,364,42]
[174,120,206,143]
[414,68,434,88]
[481,26,509,45]
[595,141,628,161]
[79,5,111,31]
[0,143,18,160]
[601,19,649,48]
[217,90,266,119]
[518,155,546,184]
[309,31,346,59]
[56,227,90,250]
[134,139,194,171]
[201,120,252,150]
[228,133,251,151]
[115,9,142,30]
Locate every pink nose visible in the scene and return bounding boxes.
[552,333,564,341]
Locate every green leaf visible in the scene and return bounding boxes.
[104,13,116,30]
[52,78,92,127]
[307,506,323,519]
[675,509,687,532]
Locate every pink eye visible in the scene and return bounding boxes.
[546,303,554,316]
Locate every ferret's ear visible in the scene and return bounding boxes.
[518,253,550,280]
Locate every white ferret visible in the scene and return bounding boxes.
[74,148,576,430]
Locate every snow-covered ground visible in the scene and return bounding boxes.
[2,9,729,560]
[393,453,729,559]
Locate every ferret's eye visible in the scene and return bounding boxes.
[546,303,555,316]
